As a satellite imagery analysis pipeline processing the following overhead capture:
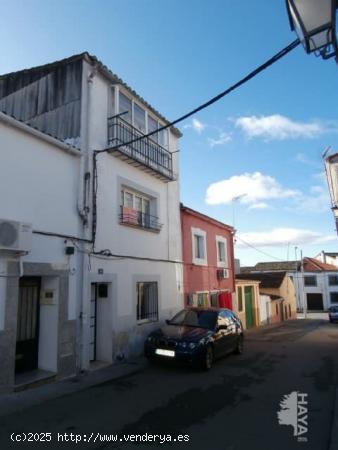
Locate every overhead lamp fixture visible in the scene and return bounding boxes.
[286,0,338,60]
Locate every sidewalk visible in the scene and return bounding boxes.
[0,356,147,418]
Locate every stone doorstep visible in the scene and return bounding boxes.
[14,369,56,393]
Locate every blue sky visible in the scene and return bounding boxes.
[1,0,338,265]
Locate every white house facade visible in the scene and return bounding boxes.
[0,113,82,392]
[0,53,183,391]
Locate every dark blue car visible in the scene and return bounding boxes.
[144,307,244,370]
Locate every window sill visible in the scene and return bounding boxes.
[119,221,161,234]
[192,259,208,266]
[137,318,158,325]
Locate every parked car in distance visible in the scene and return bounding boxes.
[144,307,244,370]
[328,305,338,323]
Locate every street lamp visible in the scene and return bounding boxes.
[286,0,338,60]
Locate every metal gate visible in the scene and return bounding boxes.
[15,277,41,373]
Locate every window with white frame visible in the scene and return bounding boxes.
[116,90,168,147]
[192,228,207,265]
[120,187,161,231]
[133,102,146,133]
[119,92,132,123]
[216,235,228,267]
[137,282,158,321]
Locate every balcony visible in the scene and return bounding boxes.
[107,116,174,182]
[119,206,162,232]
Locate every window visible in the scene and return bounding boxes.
[304,275,317,286]
[148,116,158,142]
[194,235,205,259]
[158,126,168,149]
[330,292,338,303]
[120,188,157,230]
[133,103,146,133]
[137,282,158,321]
[329,275,338,286]
[119,92,132,123]
[216,236,228,267]
[192,228,207,265]
[237,287,243,312]
[218,241,226,262]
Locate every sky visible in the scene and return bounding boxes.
[1,0,338,266]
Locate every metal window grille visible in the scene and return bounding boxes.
[137,282,158,321]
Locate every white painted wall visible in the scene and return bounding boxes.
[38,277,59,372]
[0,118,83,370]
[0,121,81,236]
[78,62,183,365]
[259,295,271,324]
[291,270,338,310]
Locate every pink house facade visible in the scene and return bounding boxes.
[180,205,235,309]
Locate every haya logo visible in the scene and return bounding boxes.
[277,391,308,442]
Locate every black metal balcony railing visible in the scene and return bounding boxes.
[119,206,162,232]
[107,116,173,181]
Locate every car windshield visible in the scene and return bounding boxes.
[169,310,217,330]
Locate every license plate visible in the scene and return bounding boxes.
[155,349,175,357]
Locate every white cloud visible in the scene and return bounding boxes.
[234,114,324,140]
[206,172,298,206]
[237,228,336,248]
[294,185,330,213]
[208,131,232,147]
[183,118,206,134]
[248,202,270,210]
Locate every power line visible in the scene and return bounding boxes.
[235,236,284,261]
[98,38,300,153]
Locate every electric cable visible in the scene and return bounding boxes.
[98,38,300,153]
[235,235,285,261]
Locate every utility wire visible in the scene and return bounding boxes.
[99,38,300,153]
[235,236,284,262]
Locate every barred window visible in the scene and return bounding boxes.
[137,282,158,321]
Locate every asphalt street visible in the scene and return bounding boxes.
[0,318,337,450]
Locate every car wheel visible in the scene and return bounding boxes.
[234,335,244,355]
[202,345,214,371]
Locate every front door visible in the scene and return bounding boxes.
[244,286,254,329]
[90,282,109,362]
[15,277,41,373]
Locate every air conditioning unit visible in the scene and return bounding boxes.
[0,219,32,252]
[217,268,229,280]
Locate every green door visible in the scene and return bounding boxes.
[244,286,254,329]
